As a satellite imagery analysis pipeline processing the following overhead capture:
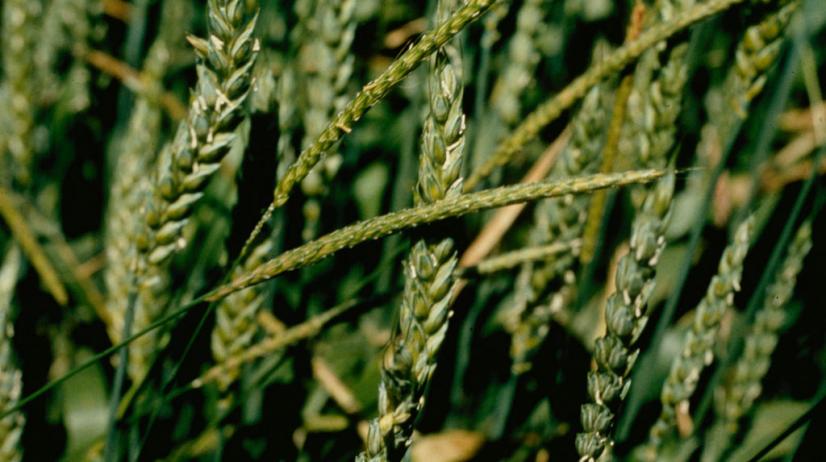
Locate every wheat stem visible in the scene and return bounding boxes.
[0,189,68,306]
[195,299,358,389]
[461,240,581,277]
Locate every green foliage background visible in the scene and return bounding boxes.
[0,0,823,460]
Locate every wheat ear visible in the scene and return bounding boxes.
[299,0,358,240]
[490,0,547,126]
[210,240,272,394]
[104,0,193,345]
[715,220,812,434]
[0,246,24,462]
[576,172,675,461]
[359,0,466,458]
[2,0,41,187]
[643,216,754,459]
[126,0,259,381]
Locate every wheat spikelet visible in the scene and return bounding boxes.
[0,246,24,462]
[643,216,754,459]
[126,0,260,382]
[2,0,41,187]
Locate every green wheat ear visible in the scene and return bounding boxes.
[576,172,675,461]
[104,0,192,346]
[360,0,466,458]
[211,240,272,397]
[643,216,754,459]
[715,220,812,435]
[2,0,40,187]
[299,0,358,241]
[0,246,24,462]
[490,0,547,127]
[126,0,260,382]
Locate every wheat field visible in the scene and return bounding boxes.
[0,0,824,460]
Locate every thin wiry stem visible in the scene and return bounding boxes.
[195,299,359,389]
[464,0,747,190]
[207,169,667,303]
[240,0,499,258]
[459,240,580,277]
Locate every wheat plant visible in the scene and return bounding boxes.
[0,0,822,461]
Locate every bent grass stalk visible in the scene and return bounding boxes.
[241,0,499,258]
[209,169,667,303]
[0,169,666,424]
[464,0,747,190]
